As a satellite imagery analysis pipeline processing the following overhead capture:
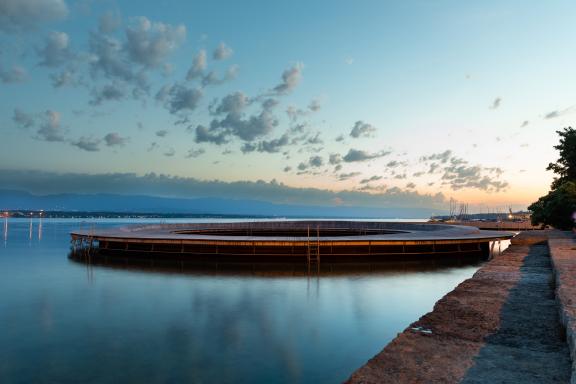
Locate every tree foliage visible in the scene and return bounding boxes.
[529,182,576,230]
[547,127,576,189]
[530,127,576,229]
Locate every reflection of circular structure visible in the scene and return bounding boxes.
[70,221,513,266]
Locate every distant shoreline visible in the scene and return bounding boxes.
[1,210,271,219]
[1,210,428,220]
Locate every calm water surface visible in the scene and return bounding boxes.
[0,218,486,383]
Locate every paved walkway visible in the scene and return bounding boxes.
[347,231,573,383]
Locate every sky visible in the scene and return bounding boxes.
[1,0,575,212]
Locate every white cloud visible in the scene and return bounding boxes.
[349,120,376,138]
[343,148,390,162]
[37,31,71,67]
[0,65,27,83]
[72,137,100,152]
[186,49,206,80]
[213,42,233,60]
[12,108,35,128]
[36,110,65,142]
[0,0,68,32]
[273,63,303,94]
[99,10,121,34]
[104,132,128,146]
[489,97,501,110]
[124,16,186,68]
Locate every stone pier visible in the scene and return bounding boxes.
[347,231,575,383]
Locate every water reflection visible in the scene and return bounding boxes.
[3,215,7,246]
[68,251,487,279]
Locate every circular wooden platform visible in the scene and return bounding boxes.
[70,221,514,266]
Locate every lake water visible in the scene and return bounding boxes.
[0,218,486,383]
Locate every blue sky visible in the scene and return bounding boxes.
[1,0,575,211]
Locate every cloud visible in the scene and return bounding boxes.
[421,150,452,163]
[201,65,239,87]
[441,157,508,192]
[360,175,382,184]
[309,155,323,167]
[308,99,321,112]
[357,184,388,192]
[0,169,448,209]
[99,10,121,34]
[199,92,279,143]
[160,84,203,114]
[71,137,100,152]
[186,49,206,80]
[89,83,126,105]
[194,125,228,145]
[36,110,65,142]
[88,16,185,99]
[185,148,205,158]
[164,147,175,157]
[305,132,323,145]
[147,142,159,152]
[297,155,324,171]
[155,129,168,137]
[349,120,376,138]
[12,108,35,128]
[211,91,250,115]
[241,134,290,154]
[520,120,529,127]
[213,42,233,60]
[338,172,361,181]
[342,148,390,162]
[0,0,68,32]
[0,65,27,83]
[124,16,186,68]
[89,31,147,88]
[104,132,128,147]
[50,69,79,88]
[37,31,72,67]
[421,150,508,192]
[272,63,303,94]
[286,98,321,121]
[489,97,501,110]
[225,111,278,141]
[406,182,416,189]
[328,153,342,165]
[428,163,440,173]
[544,106,576,119]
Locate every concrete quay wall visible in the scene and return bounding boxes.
[549,231,576,383]
[347,230,574,383]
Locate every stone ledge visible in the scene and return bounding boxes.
[347,231,572,383]
[548,232,576,384]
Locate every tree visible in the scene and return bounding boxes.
[529,181,576,230]
[530,127,576,230]
[547,127,576,189]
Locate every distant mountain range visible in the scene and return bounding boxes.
[0,190,445,219]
